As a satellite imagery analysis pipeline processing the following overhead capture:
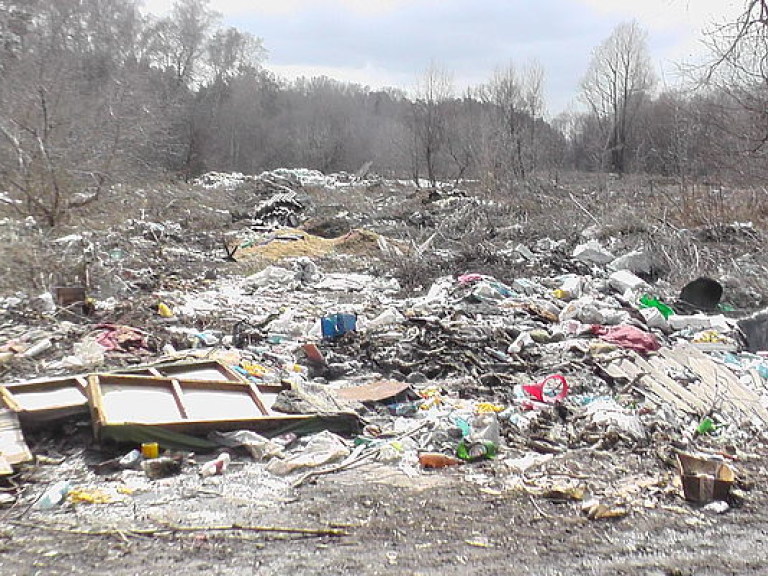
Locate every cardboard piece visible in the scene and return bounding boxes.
[677,452,735,503]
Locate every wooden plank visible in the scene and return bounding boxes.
[656,347,729,415]
[87,373,316,438]
[647,353,718,412]
[603,355,695,413]
[87,374,106,437]
[671,344,768,425]
[661,345,767,424]
[170,379,189,419]
[748,369,768,396]
[601,362,630,382]
[246,383,270,416]
[630,353,708,413]
[0,409,32,467]
[117,360,248,383]
[0,387,21,412]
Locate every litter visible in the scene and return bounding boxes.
[321,313,357,339]
[522,374,569,404]
[677,453,736,503]
[200,452,231,476]
[34,480,72,509]
[2,166,767,539]
[0,409,33,472]
[591,324,661,353]
[266,431,350,475]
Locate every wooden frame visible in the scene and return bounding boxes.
[0,375,90,424]
[87,373,308,439]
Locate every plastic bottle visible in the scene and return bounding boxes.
[456,440,498,462]
[34,480,72,509]
[200,452,231,477]
[119,449,142,469]
[21,338,53,358]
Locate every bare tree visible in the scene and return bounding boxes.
[207,27,265,83]
[0,0,181,226]
[580,21,656,174]
[477,60,545,183]
[409,63,454,187]
[698,0,768,178]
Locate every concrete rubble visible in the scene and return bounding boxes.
[1,168,767,532]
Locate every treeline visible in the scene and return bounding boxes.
[0,1,765,225]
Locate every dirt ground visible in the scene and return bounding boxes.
[2,445,767,576]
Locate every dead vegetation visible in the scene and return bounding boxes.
[1,172,766,308]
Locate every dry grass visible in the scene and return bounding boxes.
[1,172,766,306]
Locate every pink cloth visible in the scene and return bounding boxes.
[591,324,660,353]
[95,324,149,353]
[457,273,485,285]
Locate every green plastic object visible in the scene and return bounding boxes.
[639,294,675,319]
[456,439,498,461]
[696,418,715,434]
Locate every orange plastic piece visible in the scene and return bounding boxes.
[419,452,461,468]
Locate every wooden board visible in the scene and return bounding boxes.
[0,409,33,471]
[117,359,247,383]
[0,375,90,424]
[661,344,768,426]
[87,373,307,438]
[599,344,768,426]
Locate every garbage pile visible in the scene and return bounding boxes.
[1,172,767,529]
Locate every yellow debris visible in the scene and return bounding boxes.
[157,302,174,318]
[230,228,405,262]
[476,402,504,413]
[68,488,112,504]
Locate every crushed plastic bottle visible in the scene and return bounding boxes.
[456,439,498,462]
[34,480,72,510]
[119,449,142,469]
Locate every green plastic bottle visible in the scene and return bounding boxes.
[456,439,497,461]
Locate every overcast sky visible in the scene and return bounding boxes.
[143,0,745,114]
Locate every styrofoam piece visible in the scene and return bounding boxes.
[609,270,647,293]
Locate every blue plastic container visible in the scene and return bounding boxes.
[321,313,357,339]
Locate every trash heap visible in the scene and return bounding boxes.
[1,177,767,527]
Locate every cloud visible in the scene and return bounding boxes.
[141,0,745,113]
[580,0,741,30]
[233,0,618,111]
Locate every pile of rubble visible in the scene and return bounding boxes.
[1,171,767,531]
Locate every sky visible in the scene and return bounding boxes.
[142,0,746,115]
